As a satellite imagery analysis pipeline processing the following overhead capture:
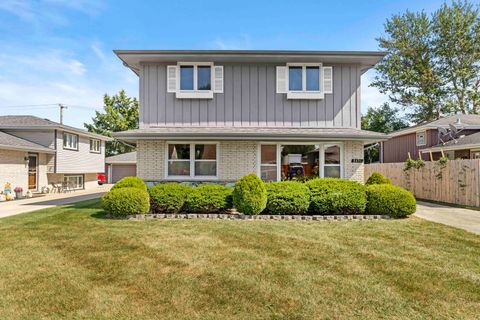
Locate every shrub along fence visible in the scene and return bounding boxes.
[365,159,480,207]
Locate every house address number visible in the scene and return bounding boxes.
[351,159,364,163]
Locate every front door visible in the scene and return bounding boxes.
[28,154,38,190]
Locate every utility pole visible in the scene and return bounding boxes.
[59,104,67,124]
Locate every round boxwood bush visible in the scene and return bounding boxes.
[305,178,367,214]
[102,187,150,217]
[149,183,192,213]
[366,172,392,185]
[232,174,267,215]
[185,185,233,213]
[264,181,311,215]
[111,176,147,191]
[366,184,416,218]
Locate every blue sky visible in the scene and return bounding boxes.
[0,0,447,128]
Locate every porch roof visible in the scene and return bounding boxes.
[114,127,388,144]
[0,131,56,154]
[421,131,480,153]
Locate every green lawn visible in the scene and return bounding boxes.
[0,200,479,319]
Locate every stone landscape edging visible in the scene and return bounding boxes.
[111,213,392,221]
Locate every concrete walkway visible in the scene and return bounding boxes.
[415,201,480,235]
[0,185,111,219]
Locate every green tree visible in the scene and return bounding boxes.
[361,103,409,133]
[84,90,138,156]
[361,103,409,163]
[433,1,480,114]
[373,1,480,123]
[372,10,446,123]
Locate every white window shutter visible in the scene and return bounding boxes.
[167,65,177,93]
[276,66,287,93]
[213,65,224,93]
[323,66,333,94]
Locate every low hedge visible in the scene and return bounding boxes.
[102,187,150,217]
[366,172,392,185]
[264,181,311,215]
[149,183,192,213]
[366,184,416,218]
[306,178,367,214]
[185,185,233,213]
[233,174,267,215]
[111,176,147,191]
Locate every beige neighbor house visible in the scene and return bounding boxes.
[105,151,137,183]
[114,50,388,183]
[0,115,111,192]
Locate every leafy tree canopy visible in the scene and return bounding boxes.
[84,90,138,156]
[373,0,480,123]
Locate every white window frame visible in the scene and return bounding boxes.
[416,131,426,146]
[89,139,101,153]
[257,142,344,181]
[63,132,79,151]
[286,63,323,100]
[64,174,84,190]
[165,142,219,180]
[176,62,214,99]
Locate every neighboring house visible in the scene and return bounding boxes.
[420,131,480,160]
[114,50,388,183]
[381,114,480,163]
[0,115,111,192]
[105,151,137,183]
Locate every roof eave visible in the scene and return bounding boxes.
[0,144,56,154]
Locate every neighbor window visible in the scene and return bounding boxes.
[64,175,84,190]
[63,132,78,150]
[323,144,341,178]
[167,143,217,178]
[179,65,211,91]
[260,145,278,181]
[416,131,426,146]
[90,139,101,153]
[288,65,321,92]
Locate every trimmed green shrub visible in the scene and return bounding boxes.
[149,183,192,213]
[306,178,367,214]
[102,187,150,217]
[185,185,233,213]
[111,176,147,191]
[264,181,311,215]
[233,174,267,215]
[366,184,416,218]
[366,172,392,185]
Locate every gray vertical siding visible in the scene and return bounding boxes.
[140,63,361,129]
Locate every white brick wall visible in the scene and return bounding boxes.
[136,139,363,182]
[218,141,257,180]
[343,140,364,182]
[136,140,165,180]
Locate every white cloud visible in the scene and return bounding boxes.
[91,41,106,62]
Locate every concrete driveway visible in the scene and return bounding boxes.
[415,201,480,235]
[0,185,111,219]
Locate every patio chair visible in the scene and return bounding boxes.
[51,182,62,193]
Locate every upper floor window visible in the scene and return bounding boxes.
[277,63,333,100]
[416,131,426,146]
[167,63,223,99]
[63,132,78,151]
[288,66,320,92]
[90,139,101,153]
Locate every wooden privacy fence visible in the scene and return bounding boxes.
[365,159,480,207]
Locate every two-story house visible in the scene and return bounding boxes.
[0,115,111,192]
[114,50,387,183]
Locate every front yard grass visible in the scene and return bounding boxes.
[0,199,479,319]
